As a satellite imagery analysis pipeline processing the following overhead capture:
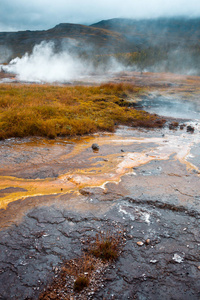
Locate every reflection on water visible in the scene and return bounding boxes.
[139,96,200,120]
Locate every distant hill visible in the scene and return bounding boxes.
[91,17,200,47]
[0,17,200,75]
[0,23,133,63]
[91,18,200,75]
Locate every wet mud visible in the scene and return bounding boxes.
[0,71,200,299]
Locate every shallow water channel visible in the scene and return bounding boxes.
[139,94,200,120]
[0,73,200,299]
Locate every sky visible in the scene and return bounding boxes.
[0,0,200,31]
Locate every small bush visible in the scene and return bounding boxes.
[89,232,121,261]
[73,276,89,292]
[169,121,179,130]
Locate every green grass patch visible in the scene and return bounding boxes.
[0,83,165,139]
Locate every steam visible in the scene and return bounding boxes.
[146,48,200,76]
[3,41,124,83]
[0,46,12,63]
[3,38,200,83]
[139,93,200,120]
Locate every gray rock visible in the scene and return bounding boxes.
[92,143,99,151]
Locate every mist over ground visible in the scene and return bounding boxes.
[3,39,200,83]
[3,41,125,83]
[2,16,200,82]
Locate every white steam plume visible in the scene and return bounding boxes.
[0,46,12,63]
[3,41,124,83]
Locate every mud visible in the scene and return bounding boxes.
[0,71,200,299]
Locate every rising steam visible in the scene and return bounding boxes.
[3,41,124,83]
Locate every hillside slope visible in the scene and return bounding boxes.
[91,17,200,47]
[0,17,200,75]
[0,23,132,62]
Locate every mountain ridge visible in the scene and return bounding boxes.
[0,17,200,67]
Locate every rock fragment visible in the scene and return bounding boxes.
[172,253,184,263]
[137,241,144,246]
[150,259,158,264]
[187,125,194,133]
[92,143,99,151]
[145,239,151,245]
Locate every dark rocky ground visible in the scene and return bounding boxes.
[0,188,200,299]
[0,122,200,299]
[0,124,200,299]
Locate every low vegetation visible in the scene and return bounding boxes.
[89,232,121,261]
[0,83,165,140]
[73,276,90,292]
[39,231,123,299]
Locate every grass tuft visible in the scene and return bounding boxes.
[89,232,121,261]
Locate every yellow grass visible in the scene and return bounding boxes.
[0,83,165,139]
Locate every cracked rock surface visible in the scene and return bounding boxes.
[0,198,200,299]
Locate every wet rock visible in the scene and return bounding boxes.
[91,143,99,151]
[79,188,92,196]
[1,196,200,299]
[180,124,185,130]
[137,241,144,246]
[187,125,195,133]
[150,259,158,264]
[27,207,65,224]
[145,239,151,245]
[172,253,184,263]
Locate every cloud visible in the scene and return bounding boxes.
[0,0,200,31]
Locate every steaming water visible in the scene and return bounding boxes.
[139,95,200,120]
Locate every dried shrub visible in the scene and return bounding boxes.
[169,121,179,130]
[73,276,89,292]
[89,232,122,261]
[39,254,108,299]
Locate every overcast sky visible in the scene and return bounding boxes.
[0,0,200,31]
